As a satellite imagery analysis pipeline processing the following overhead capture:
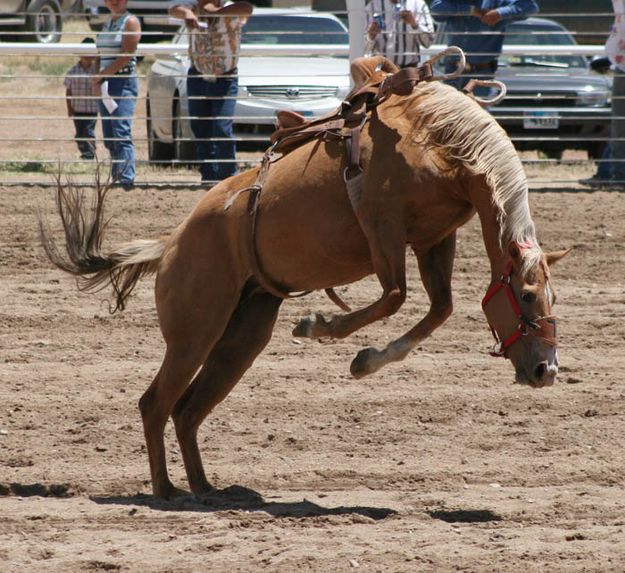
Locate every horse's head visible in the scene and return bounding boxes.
[482,242,570,388]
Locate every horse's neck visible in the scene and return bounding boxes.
[470,179,510,280]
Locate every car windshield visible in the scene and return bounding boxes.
[499,23,588,69]
[241,15,348,45]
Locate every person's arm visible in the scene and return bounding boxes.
[205,1,253,17]
[95,15,141,81]
[91,16,141,91]
[365,0,383,41]
[401,0,435,48]
[482,0,538,26]
[367,19,381,41]
[172,1,253,28]
[90,58,101,95]
[169,2,200,29]
[65,86,73,117]
[430,0,481,22]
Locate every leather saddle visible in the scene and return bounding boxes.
[268,56,431,155]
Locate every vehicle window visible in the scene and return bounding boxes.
[242,15,348,45]
[500,24,587,69]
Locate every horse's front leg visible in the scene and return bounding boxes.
[292,218,407,340]
[350,232,456,378]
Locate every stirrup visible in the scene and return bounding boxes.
[463,79,508,106]
[423,46,466,81]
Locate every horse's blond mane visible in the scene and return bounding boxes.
[403,81,542,273]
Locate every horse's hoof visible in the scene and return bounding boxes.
[292,313,329,338]
[153,483,189,500]
[292,316,314,338]
[350,347,380,379]
[190,482,216,497]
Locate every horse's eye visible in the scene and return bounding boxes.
[521,291,535,303]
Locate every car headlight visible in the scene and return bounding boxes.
[577,86,610,107]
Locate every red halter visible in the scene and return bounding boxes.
[481,261,557,358]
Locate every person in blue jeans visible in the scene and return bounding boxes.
[186,67,239,182]
[581,0,625,188]
[64,38,99,160]
[94,0,141,189]
[430,0,538,95]
[169,0,253,184]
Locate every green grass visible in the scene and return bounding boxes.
[0,159,98,176]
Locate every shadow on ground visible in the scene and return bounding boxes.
[91,484,397,520]
[427,508,502,523]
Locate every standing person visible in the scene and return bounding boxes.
[169,0,253,184]
[365,0,435,68]
[430,0,538,92]
[93,0,141,190]
[64,38,99,160]
[581,0,625,188]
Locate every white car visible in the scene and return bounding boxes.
[146,8,351,163]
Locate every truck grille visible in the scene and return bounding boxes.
[246,85,339,99]
[502,92,578,107]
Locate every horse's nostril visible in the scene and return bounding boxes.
[534,362,547,380]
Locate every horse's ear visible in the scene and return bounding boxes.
[545,248,572,267]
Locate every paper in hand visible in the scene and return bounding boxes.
[101,81,118,114]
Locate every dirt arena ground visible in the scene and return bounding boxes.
[1,179,625,573]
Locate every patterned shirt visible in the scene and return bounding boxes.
[365,0,435,67]
[606,0,625,72]
[64,62,99,114]
[171,0,243,76]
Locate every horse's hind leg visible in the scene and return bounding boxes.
[139,288,241,499]
[293,209,407,340]
[171,290,282,496]
[350,232,456,378]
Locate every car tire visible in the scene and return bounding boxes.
[24,0,62,44]
[146,99,174,166]
[173,99,195,165]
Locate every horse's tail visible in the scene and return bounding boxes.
[39,180,167,312]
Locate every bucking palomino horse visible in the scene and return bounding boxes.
[41,55,569,499]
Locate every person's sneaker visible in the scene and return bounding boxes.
[111,181,135,191]
[579,176,608,187]
[579,176,625,189]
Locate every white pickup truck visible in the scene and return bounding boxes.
[0,0,75,43]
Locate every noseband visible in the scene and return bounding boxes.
[481,261,557,358]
